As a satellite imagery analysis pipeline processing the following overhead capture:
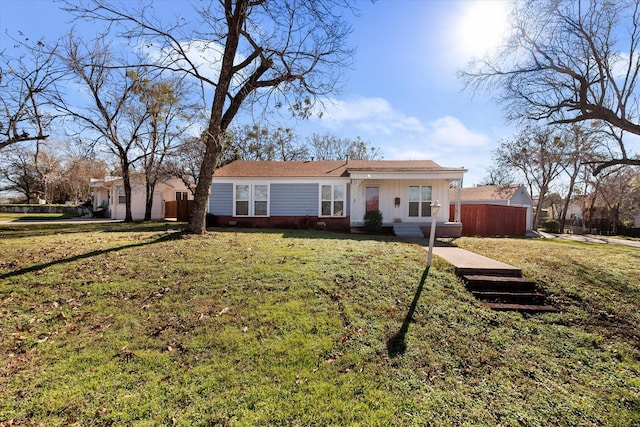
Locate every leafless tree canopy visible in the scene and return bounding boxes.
[461,0,640,171]
[0,40,62,150]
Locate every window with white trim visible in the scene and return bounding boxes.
[235,184,269,216]
[408,185,432,217]
[320,184,345,217]
[117,186,126,204]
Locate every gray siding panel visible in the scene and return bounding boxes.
[270,183,318,216]
[210,183,233,215]
[511,187,532,206]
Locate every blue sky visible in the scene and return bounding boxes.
[1,0,514,186]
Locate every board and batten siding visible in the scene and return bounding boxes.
[210,183,233,215]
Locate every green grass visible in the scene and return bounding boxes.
[1,224,638,426]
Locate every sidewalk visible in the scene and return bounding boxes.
[0,217,122,225]
[537,231,640,248]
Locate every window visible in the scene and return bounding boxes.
[117,186,126,204]
[408,185,432,217]
[235,184,268,216]
[320,184,345,217]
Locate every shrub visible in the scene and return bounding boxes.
[363,210,383,233]
[542,219,560,233]
[206,213,216,227]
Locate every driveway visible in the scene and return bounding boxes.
[537,231,640,248]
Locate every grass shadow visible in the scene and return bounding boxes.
[0,229,188,280]
[386,265,430,358]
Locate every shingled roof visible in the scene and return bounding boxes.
[451,185,525,201]
[214,160,459,177]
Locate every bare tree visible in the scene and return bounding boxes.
[308,133,382,160]
[557,125,603,230]
[0,37,62,150]
[494,126,566,229]
[480,164,516,186]
[59,151,108,204]
[64,0,356,234]
[0,147,41,203]
[54,34,151,222]
[461,0,640,173]
[130,72,196,220]
[164,134,207,197]
[227,124,308,161]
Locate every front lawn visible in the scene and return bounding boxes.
[0,223,638,425]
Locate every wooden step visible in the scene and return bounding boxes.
[480,302,558,313]
[463,275,537,292]
[471,290,547,304]
[455,267,522,277]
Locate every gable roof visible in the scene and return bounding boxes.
[451,185,526,201]
[214,160,465,178]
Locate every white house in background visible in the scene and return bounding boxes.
[90,174,193,221]
[208,160,466,237]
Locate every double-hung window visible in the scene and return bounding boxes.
[235,184,269,216]
[320,184,345,217]
[117,186,126,204]
[408,185,432,217]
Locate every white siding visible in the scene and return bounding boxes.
[351,179,452,225]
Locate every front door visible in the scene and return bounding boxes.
[365,187,379,212]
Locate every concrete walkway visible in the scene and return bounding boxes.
[405,238,522,276]
[537,231,640,248]
[0,217,122,225]
[432,246,522,276]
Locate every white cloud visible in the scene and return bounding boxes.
[315,96,426,134]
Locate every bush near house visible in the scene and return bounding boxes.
[363,209,383,233]
[542,219,560,233]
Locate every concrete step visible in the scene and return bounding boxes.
[480,302,559,313]
[393,223,424,238]
[463,275,537,292]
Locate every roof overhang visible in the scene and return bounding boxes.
[348,168,466,181]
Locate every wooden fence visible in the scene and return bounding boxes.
[450,204,527,236]
[165,199,193,222]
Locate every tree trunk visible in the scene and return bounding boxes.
[533,189,546,231]
[188,132,223,234]
[560,170,579,232]
[144,180,156,221]
[121,161,133,222]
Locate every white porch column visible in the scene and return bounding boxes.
[455,179,462,223]
[351,179,362,224]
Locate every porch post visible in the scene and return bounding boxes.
[455,179,462,223]
[351,179,362,225]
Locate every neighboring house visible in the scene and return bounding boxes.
[90,175,193,221]
[209,160,466,237]
[449,184,534,236]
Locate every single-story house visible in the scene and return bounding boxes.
[90,174,193,221]
[208,160,466,237]
[448,184,534,236]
